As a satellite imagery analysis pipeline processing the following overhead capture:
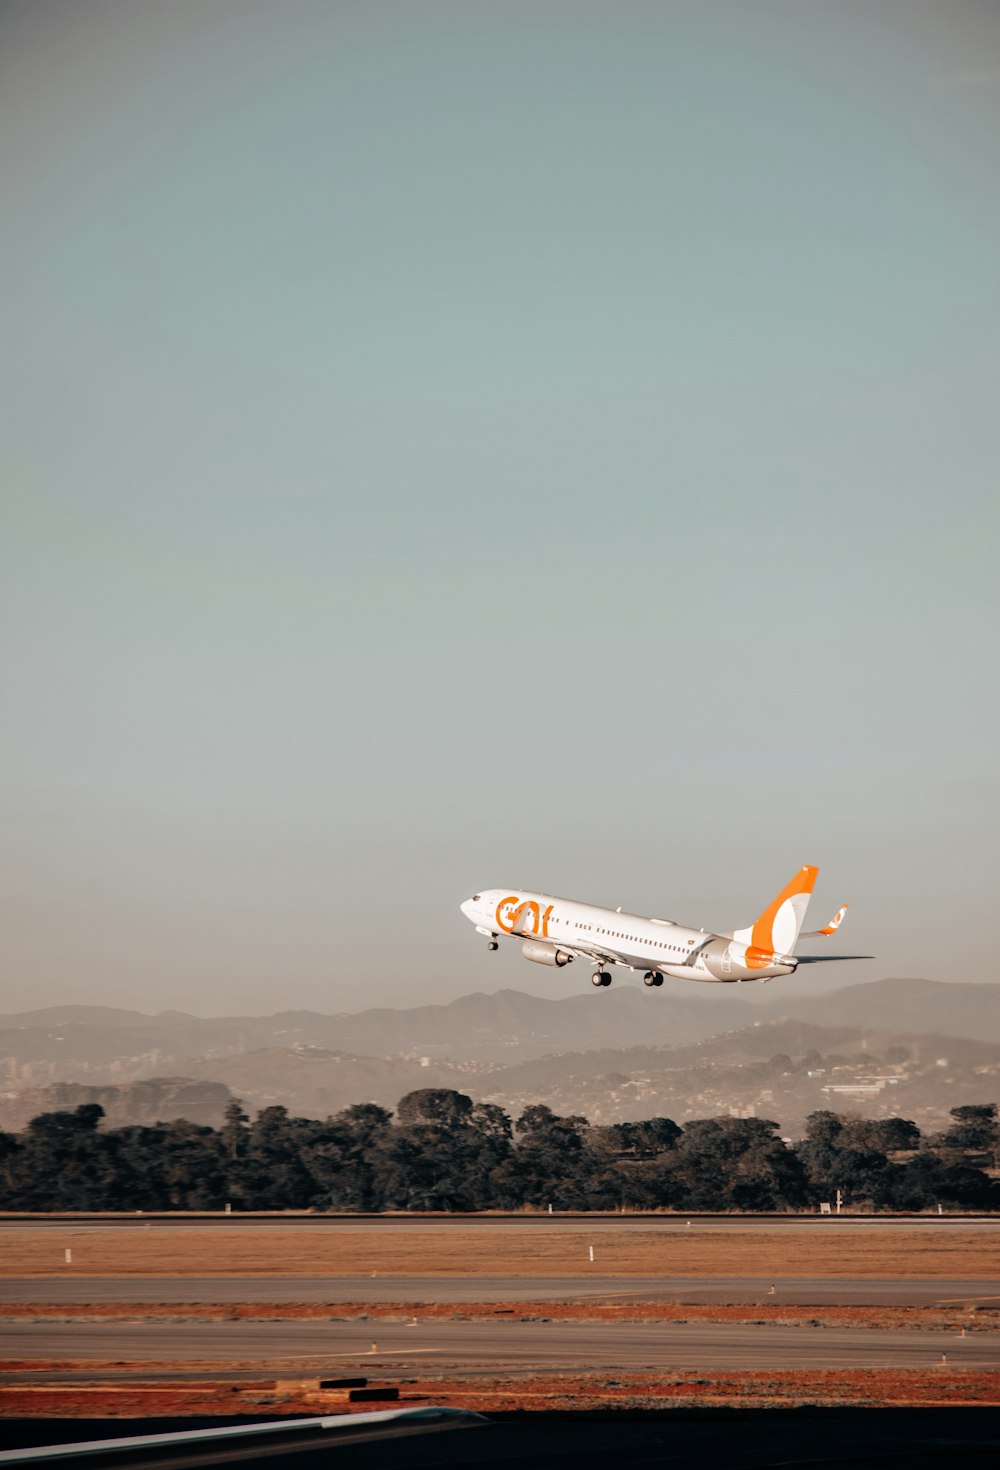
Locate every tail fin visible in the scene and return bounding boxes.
[733,865,818,958]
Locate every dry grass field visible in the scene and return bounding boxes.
[1,1369,998,1417]
[1,1226,996,1278]
[4,1225,996,1416]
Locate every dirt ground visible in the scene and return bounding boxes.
[4,1225,997,1415]
[1,1369,998,1417]
[3,1227,996,1277]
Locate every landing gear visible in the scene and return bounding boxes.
[487,938,499,952]
[592,970,612,987]
[643,971,664,988]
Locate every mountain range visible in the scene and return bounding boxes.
[2,977,999,1068]
[2,979,998,1135]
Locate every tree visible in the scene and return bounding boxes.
[493,1106,594,1209]
[156,1119,230,1209]
[942,1105,999,1156]
[308,1104,393,1212]
[221,1099,250,1162]
[804,1111,844,1146]
[882,1150,994,1211]
[0,1131,21,1204]
[840,1118,920,1154]
[464,1103,514,1207]
[9,1105,120,1210]
[370,1092,491,1211]
[675,1118,807,1210]
[241,1106,318,1209]
[396,1089,474,1129]
[606,1118,681,1160]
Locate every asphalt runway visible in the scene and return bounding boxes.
[3,1275,998,1307]
[1,1212,997,1230]
[2,1318,998,1374]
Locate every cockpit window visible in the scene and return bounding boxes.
[472,895,481,902]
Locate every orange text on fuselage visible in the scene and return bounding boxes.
[495,896,554,938]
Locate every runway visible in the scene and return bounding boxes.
[3,1275,997,1307]
[3,1318,998,1375]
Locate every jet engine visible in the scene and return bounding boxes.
[521,940,573,967]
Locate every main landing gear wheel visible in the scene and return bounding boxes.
[592,971,612,987]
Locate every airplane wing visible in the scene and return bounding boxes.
[0,1408,487,1465]
[506,911,616,967]
[573,945,618,965]
[544,939,617,966]
[514,932,619,968]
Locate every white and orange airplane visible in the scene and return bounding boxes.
[460,866,870,988]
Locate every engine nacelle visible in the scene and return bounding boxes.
[521,940,573,967]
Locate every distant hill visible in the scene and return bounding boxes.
[0,1004,164,1029]
[765,978,1000,1040]
[182,1047,489,1119]
[0,987,732,1076]
[2,985,998,1133]
[2,979,998,1086]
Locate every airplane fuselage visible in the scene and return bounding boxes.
[460,889,798,984]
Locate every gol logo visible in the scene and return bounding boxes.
[495,896,554,939]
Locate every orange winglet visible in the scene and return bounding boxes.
[816,903,848,936]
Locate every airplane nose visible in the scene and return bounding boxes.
[460,899,473,918]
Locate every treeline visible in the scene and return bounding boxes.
[0,1091,996,1213]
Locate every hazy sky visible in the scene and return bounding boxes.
[2,1,999,1016]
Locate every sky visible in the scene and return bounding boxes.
[2,1,999,1016]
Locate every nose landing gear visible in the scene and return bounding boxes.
[487,937,499,951]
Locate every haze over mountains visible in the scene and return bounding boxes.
[1,979,998,1138]
[3,978,1000,1066]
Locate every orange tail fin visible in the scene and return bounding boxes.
[733,865,818,957]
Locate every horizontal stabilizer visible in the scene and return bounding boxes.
[794,954,873,964]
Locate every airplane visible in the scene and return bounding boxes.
[459,865,871,988]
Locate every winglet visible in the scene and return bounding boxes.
[802,903,848,938]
